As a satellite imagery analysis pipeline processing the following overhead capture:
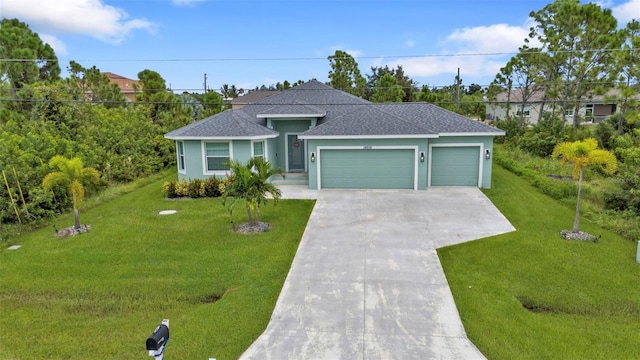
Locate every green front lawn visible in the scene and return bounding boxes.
[439,165,640,359]
[0,174,314,359]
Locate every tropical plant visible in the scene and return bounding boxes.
[42,156,100,229]
[551,138,617,233]
[222,157,284,227]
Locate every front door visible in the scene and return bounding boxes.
[287,134,305,172]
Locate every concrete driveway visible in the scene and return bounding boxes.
[241,187,515,359]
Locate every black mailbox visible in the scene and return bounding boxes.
[146,324,169,351]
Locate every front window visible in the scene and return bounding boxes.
[585,104,594,122]
[516,105,530,117]
[205,142,230,172]
[253,141,265,159]
[565,108,575,116]
[177,141,185,173]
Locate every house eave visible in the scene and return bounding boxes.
[257,113,325,118]
[438,132,506,137]
[164,134,279,141]
[298,134,439,140]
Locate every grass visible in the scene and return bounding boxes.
[439,165,640,359]
[0,173,315,359]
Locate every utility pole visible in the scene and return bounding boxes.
[456,67,461,110]
[203,73,207,93]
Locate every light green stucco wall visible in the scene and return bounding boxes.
[270,119,313,170]
[177,139,259,180]
[175,134,497,189]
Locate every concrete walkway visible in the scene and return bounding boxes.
[242,187,515,359]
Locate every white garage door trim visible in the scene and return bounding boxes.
[427,143,484,187]
[317,145,419,190]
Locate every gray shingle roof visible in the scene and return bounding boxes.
[164,109,278,138]
[165,80,503,139]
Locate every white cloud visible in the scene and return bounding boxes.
[612,0,640,24]
[405,40,416,48]
[172,0,207,5]
[443,23,533,54]
[2,0,156,44]
[39,34,67,55]
[384,21,540,85]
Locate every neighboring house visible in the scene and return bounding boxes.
[485,88,640,125]
[231,90,279,109]
[103,72,141,101]
[165,80,504,190]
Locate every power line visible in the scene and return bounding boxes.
[0,48,635,63]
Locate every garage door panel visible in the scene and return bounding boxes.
[320,149,414,189]
[431,147,480,186]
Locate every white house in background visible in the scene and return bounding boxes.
[485,88,640,125]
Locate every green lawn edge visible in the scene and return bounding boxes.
[438,165,640,359]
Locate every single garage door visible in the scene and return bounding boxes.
[430,146,480,186]
[320,148,415,189]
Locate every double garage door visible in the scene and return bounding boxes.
[318,146,481,189]
[319,148,416,189]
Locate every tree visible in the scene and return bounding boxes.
[613,19,640,135]
[222,157,284,228]
[466,83,483,95]
[42,156,100,229]
[529,0,623,128]
[220,84,244,99]
[493,46,546,126]
[367,65,417,102]
[414,85,456,112]
[0,18,60,94]
[327,50,366,97]
[198,90,225,119]
[135,69,177,123]
[370,73,404,103]
[552,138,617,233]
[66,61,125,106]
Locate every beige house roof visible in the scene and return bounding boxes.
[231,90,279,109]
[103,72,141,101]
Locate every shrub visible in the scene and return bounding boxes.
[204,177,221,197]
[189,179,203,198]
[518,131,561,157]
[517,114,568,157]
[174,179,189,197]
[594,122,616,150]
[163,181,177,198]
[493,116,525,144]
[530,176,577,200]
[161,177,230,199]
[602,189,629,211]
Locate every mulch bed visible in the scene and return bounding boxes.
[560,230,599,242]
[235,222,270,234]
[54,224,92,238]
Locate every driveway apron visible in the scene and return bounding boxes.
[241,187,515,359]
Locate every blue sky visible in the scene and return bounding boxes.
[3,0,639,93]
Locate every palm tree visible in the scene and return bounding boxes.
[552,138,617,233]
[43,156,100,229]
[222,157,284,227]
